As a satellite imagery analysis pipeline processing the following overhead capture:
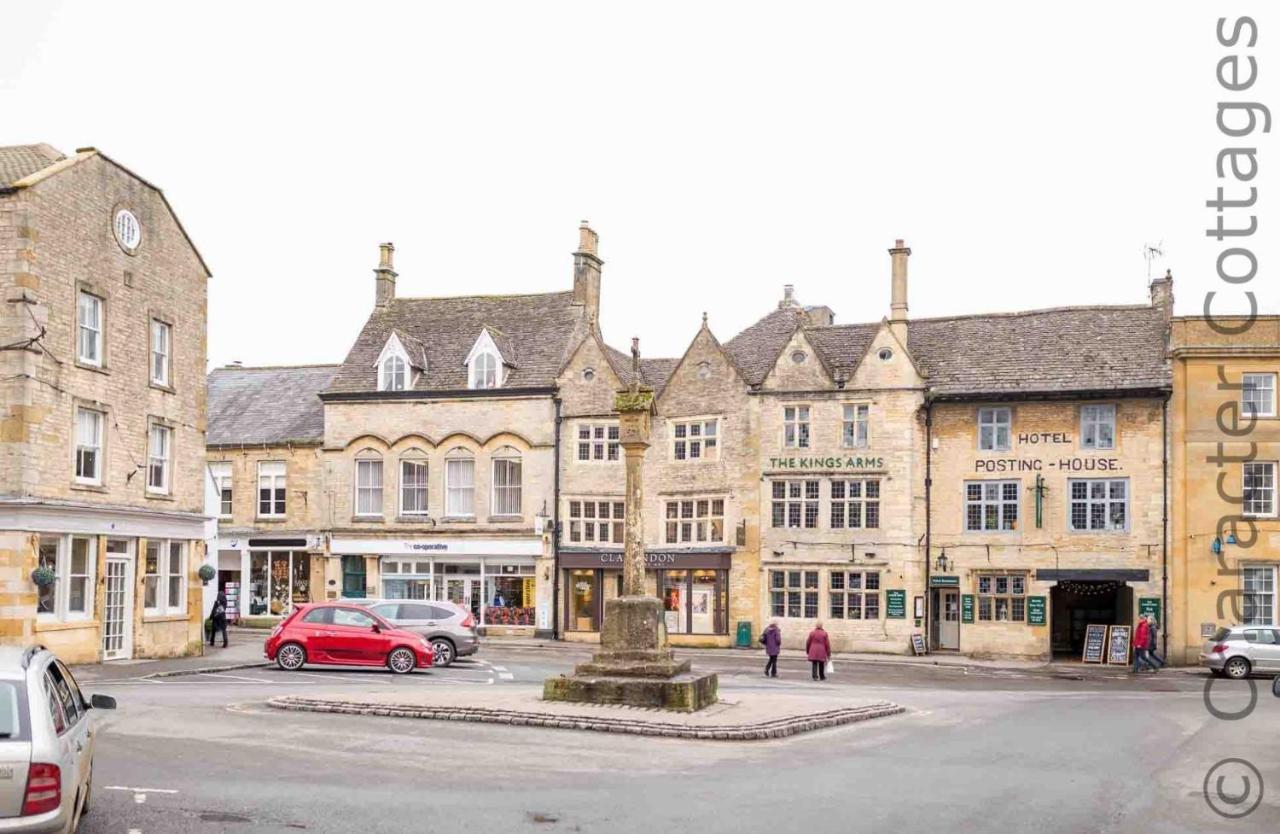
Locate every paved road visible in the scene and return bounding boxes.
[75,644,1279,834]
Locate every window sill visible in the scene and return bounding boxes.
[395,515,431,523]
[487,515,523,523]
[256,516,287,523]
[352,515,386,523]
[440,516,476,524]
[35,619,98,632]
[142,613,190,624]
[75,360,109,376]
[70,482,107,494]
[149,381,177,395]
[145,491,175,502]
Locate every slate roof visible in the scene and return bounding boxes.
[326,292,585,394]
[602,343,679,394]
[0,144,63,187]
[723,306,823,385]
[208,365,338,446]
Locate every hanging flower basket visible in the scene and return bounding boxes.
[197,564,216,584]
[30,566,56,587]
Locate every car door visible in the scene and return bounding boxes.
[295,607,337,662]
[329,606,387,664]
[392,603,438,638]
[1253,629,1280,671]
[43,664,88,814]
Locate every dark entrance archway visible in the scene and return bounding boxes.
[1038,569,1148,659]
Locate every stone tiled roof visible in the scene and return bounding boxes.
[326,293,584,394]
[723,306,817,385]
[603,344,679,394]
[208,365,338,446]
[0,144,64,187]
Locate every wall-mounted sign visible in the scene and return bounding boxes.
[113,208,142,254]
[559,550,732,570]
[330,537,542,557]
[768,455,885,471]
[886,589,906,619]
[1138,597,1162,622]
[961,594,975,624]
[929,576,959,588]
[974,457,1122,474]
[1027,596,1047,626]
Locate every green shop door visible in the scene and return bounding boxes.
[342,556,367,598]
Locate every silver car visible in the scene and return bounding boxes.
[354,600,479,667]
[0,646,115,833]
[1200,625,1280,679]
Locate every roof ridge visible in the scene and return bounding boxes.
[211,363,340,372]
[808,303,1156,332]
[389,290,574,303]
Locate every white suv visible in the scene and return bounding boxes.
[0,646,115,833]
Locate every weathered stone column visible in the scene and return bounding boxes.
[616,386,652,597]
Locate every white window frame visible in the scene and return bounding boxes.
[1242,565,1277,626]
[150,319,172,387]
[964,480,1020,532]
[144,539,187,616]
[35,535,96,622]
[147,422,172,495]
[771,480,820,529]
[830,479,880,529]
[445,450,476,517]
[1068,478,1129,532]
[374,334,417,392]
[783,405,811,449]
[769,570,819,619]
[74,406,104,485]
[355,456,384,518]
[491,449,523,517]
[842,403,870,449]
[399,457,429,517]
[567,499,625,545]
[663,497,725,544]
[1244,461,1278,518]
[1243,373,1277,419]
[470,352,499,389]
[975,573,1027,622]
[210,461,233,518]
[1080,404,1116,450]
[977,407,1012,451]
[257,461,287,519]
[76,291,103,367]
[829,570,881,620]
[671,417,719,462]
[577,422,620,462]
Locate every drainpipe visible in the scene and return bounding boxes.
[924,401,933,651]
[551,397,563,641]
[1162,395,1169,659]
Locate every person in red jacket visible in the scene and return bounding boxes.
[1132,616,1158,673]
[806,622,831,681]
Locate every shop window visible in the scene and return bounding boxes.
[659,569,727,634]
[568,569,599,631]
[977,407,1011,451]
[486,571,536,626]
[842,404,869,449]
[770,570,818,619]
[829,571,881,619]
[671,418,719,461]
[1068,478,1128,531]
[342,555,366,599]
[1244,462,1277,517]
[771,480,819,529]
[1243,566,1276,626]
[491,448,523,516]
[1080,404,1116,450]
[577,423,620,462]
[257,461,287,518]
[381,559,432,600]
[975,573,1026,622]
[831,479,880,529]
[783,405,811,448]
[664,498,725,544]
[965,480,1019,531]
[568,500,624,544]
[144,539,186,615]
[248,551,310,616]
[445,449,476,516]
[36,535,95,621]
[355,455,384,517]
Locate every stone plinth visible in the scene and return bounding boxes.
[542,671,719,712]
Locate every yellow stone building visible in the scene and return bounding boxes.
[1170,315,1280,665]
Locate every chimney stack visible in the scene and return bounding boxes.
[778,284,798,309]
[374,242,397,307]
[1150,268,1174,316]
[888,239,911,343]
[572,221,603,326]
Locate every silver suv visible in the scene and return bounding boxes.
[1200,625,1280,679]
[354,600,479,667]
[0,645,115,833]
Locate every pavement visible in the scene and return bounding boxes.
[67,637,1279,834]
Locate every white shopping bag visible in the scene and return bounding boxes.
[825,660,834,675]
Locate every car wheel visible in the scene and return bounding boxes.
[1225,656,1251,679]
[431,639,456,667]
[388,647,417,675]
[276,642,306,671]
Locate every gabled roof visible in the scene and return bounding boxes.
[326,292,584,395]
[724,306,814,385]
[481,326,518,367]
[382,330,428,370]
[208,365,338,446]
[602,343,679,395]
[0,144,64,187]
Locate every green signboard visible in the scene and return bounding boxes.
[1138,597,1162,622]
[1027,596,1047,626]
[961,594,975,624]
[929,575,960,588]
[886,589,906,619]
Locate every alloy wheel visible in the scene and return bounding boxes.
[1225,656,1251,679]
[278,643,305,671]
[389,648,416,674]
[431,640,455,667]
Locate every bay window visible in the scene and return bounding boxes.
[36,535,95,621]
[144,539,186,615]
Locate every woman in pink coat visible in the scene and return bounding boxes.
[806,622,831,681]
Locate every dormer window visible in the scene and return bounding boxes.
[374,332,421,392]
[465,328,508,390]
[381,355,406,391]
[472,352,499,389]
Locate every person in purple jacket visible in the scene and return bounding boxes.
[760,621,782,678]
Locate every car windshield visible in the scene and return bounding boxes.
[0,683,18,738]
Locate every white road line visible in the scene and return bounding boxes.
[199,673,274,683]
[104,786,179,794]
[135,793,146,804]
[491,665,508,672]
[498,672,515,681]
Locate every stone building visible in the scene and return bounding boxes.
[1170,314,1280,665]
[0,144,210,663]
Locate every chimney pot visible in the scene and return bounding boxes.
[379,242,395,270]
[779,284,797,309]
[889,239,911,343]
[578,221,599,257]
[573,222,603,325]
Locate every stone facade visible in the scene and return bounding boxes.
[0,146,209,663]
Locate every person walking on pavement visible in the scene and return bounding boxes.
[208,591,229,648]
[1132,615,1157,673]
[760,621,782,678]
[1146,615,1166,668]
[806,622,831,681]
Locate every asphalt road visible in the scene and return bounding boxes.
[74,644,1279,834]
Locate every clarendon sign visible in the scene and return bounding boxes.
[769,455,885,470]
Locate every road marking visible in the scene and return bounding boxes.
[498,672,515,681]
[199,673,274,683]
[491,665,508,672]
[105,786,179,794]
[136,793,146,804]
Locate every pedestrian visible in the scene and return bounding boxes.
[208,591,229,648]
[1146,615,1166,668]
[760,621,782,678]
[1132,615,1156,674]
[806,621,831,681]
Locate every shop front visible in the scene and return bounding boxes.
[329,536,545,635]
[213,534,327,621]
[559,548,733,646]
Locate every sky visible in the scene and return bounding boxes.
[2,2,1276,367]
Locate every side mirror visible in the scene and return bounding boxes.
[371,623,382,634]
[90,694,117,710]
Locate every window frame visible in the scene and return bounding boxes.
[1067,478,1129,532]
[150,318,172,388]
[567,499,625,545]
[576,422,621,463]
[977,407,1012,452]
[444,449,476,517]
[1243,373,1278,419]
[143,538,187,616]
[830,478,881,529]
[771,479,821,529]
[76,290,104,367]
[1242,565,1277,626]
[670,417,720,462]
[257,460,287,519]
[782,404,811,449]
[470,352,500,389]
[841,403,870,449]
[146,421,172,495]
[399,456,429,517]
[210,461,233,518]
[828,570,882,620]
[663,497,726,545]
[35,534,96,622]
[769,570,819,619]
[964,479,1020,532]
[1244,461,1278,518]
[974,572,1027,623]
[491,449,523,517]
[73,406,105,486]
[1079,403,1116,451]
[380,354,407,392]
[354,456,385,518]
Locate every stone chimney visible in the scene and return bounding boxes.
[374,242,397,307]
[888,239,911,343]
[778,284,799,309]
[572,221,602,325]
[1150,268,1174,316]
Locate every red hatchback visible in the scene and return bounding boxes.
[264,602,433,674]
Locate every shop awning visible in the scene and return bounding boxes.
[1035,569,1151,582]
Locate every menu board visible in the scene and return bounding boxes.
[961,594,975,624]
[910,633,927,656]
[886,590,906,619]
[1082,623,1107,663]
[1106,625,1132,665]
[1027,596,1046,626]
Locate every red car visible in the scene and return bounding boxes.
[264,602,433,674]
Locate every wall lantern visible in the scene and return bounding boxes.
[935,552,951,573]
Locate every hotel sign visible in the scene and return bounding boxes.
[768,455,885,470]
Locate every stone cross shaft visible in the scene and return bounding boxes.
[615,386,653,597]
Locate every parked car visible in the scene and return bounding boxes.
[351,599,479,668]
[1200,625,1280,679]
[0,645,116,833]
[264,603,433,674]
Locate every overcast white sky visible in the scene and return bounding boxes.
[3,2,1276,366]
